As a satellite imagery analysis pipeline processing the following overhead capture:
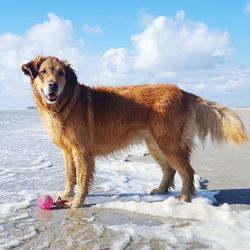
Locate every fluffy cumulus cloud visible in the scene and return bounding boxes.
[100,48,130,82]
[0,12,249,108]
[132,16,231,71]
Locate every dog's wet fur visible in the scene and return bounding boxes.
[22,56,248,208]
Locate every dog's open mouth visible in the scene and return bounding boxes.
[46,92,58,102]
[41,89,58,103]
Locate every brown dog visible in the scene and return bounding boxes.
[22,56,248,208]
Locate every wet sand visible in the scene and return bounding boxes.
[192,109,250,206]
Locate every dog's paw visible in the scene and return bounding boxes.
[150,187,167,195]
[57,190,73,199]
[177,193,192,202]
[65,198,82,209]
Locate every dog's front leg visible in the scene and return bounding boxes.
[57,149,76,198]
[67,148,95,208]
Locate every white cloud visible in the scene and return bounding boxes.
[100,48,130,82]
[245,3,250,13]
[0,12,249,109]
[190,67,250,107]
[132,16,231,72]
[83,23,103,35]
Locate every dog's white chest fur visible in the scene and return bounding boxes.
[41,111,63,146]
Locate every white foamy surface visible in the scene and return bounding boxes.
[0,110,250,249]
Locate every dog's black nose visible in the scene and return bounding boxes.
[49,82,58,92]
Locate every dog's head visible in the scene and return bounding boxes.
[22,56,77,105]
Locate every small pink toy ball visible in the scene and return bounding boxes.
[37,194,54,209]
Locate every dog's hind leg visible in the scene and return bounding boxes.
[150,163,176,195]
[154,138,195,202]
[145,137,176,194]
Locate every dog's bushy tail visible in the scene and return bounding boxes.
[189,93,248,144]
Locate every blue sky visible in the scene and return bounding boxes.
[1,1,249,61]
[0,1,250,108]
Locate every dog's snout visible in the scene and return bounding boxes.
[48,82,58,92]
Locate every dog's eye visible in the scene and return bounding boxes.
[40,69,46,75]
[58,70,64,77]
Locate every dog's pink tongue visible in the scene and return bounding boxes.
[47,93,56,100]
[48,93,56,99]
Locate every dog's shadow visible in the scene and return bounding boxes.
[86,176,250,207]
[214,188,250,206]
[192,178,250,206]
[86,192,180,207]
[87,187,250,207]
[200,178,250,205]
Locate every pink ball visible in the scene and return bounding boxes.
[37,194,54,209]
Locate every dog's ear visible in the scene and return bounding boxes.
[21,56,46,79]
[64,62,77,86]
[21,62,37,79]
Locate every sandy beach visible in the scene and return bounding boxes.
[0,109,249,249]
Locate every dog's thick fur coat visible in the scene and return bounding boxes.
[22,56,248,208]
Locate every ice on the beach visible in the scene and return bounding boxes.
[0,110,250,249]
